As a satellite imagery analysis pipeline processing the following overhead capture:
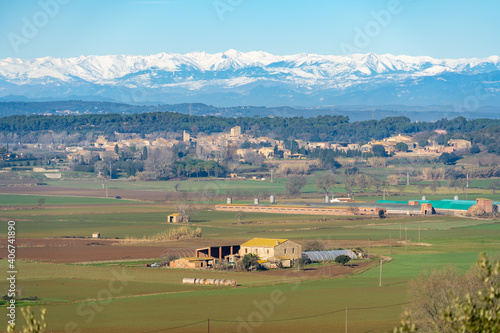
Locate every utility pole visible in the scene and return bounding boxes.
[407,171,410,186]
[383,187,386,200]
[345,307,348,333]
[466,173,469,200]
[405,226,408,251]
[389,232,392,254]
[379,258,383,287]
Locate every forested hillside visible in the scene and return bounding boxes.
[0,111,499,147]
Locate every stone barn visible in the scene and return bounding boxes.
[476,198,493,213]
[167,213,181,223]
[421,203,435,215]
[468,198,494,215]
[169,257,213,269]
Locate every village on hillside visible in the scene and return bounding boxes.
[4,126,473,174]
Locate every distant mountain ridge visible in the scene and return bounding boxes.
[0,50,499,107]
[1,100,499,122]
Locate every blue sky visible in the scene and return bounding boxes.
[0,0,499,59]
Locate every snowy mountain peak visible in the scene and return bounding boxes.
[0,51,499,107]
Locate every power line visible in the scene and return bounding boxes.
[211,309,346,323]
[141,320,207,333]
[140,302,409,332]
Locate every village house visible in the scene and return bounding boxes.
[67,150,94,163]
[448,139,472,150]
[230,126,242,138]
[258,147,275,158]
[94,136,108,148]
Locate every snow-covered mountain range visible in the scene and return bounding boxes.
[0,50,499,108]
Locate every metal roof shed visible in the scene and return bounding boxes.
[302,250,357,262]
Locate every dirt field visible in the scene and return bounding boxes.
[1,237,381,280]
[0,238,248,263]
[260,260,376,279]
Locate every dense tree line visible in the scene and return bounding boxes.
[0,111,499,151]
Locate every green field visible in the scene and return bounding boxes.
[0,194,135,206]
[1,185,500,332]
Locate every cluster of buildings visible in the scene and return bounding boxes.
[13,126,475,168]
[214,193,497,220]
[170,237,363,271]
[362,131,472,156]
[168,233,368,272]
[169,238,303,270]
[67,135,185,163]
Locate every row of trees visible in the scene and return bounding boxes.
[285,167,500,198]
[1,113,499,150]
[69,145,227,180]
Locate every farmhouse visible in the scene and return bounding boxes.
[239,238,302,261]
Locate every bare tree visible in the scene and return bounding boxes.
[430,180,440,194]
[236,211,246,224]
[405,265,484,333]
[303,240,325,252]
[145,147,174,180]
[175,203,194,223]
[195,143,210,161]
[316,172,336,195]
[387,174,400,186]
[37,198,46,208]
[243,150,264,166]
[397,185,405,196]
[344,174,356,195]
[355,174,369,193]
[286,176,307,196]
[489,180,499,194]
